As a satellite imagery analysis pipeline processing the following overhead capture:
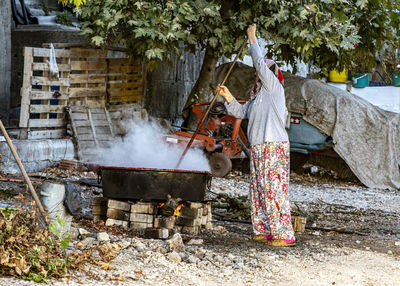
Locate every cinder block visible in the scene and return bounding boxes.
[92,197,108,206]
[131,202,156,214]
[181,226,200,235]
[130,221,153,229]
[176,216,201,227]
[130,213,154,224]
[201,215,207,226]
[144,227,169,239]
[92,205,108,215]
[108,199,131,212]
[203,203,211,216]
[105,218,129,228]
[93,215,106,223]
[180,207,203,219]
[154,217,176,229]
[107,208,130,221]
[187,202,203,209]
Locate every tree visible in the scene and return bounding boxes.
[62,0,399,113]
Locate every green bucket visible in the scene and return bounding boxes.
[392,72,400,87]
[352,73,370,88]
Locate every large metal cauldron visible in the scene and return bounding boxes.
[99,166,211,201]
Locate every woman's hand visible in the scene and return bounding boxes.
[216,85,234,103]
[247,24,257,45]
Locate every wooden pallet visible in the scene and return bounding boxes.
[68,106,115,160]
[19,47,72,139]
[19,46,145,139]
[69,48,108,108]
[107,58,145,105]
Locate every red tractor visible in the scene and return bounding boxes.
[165,101,250,177]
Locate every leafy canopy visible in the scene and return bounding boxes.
[62,0,399,72]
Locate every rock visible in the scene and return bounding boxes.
[187,238,204,245]
[135,242,146,252]
[167,252,182,263]
[356,240,361,244]
[395,241,400,246]
[213,226,226,232]
[187,255,199,264]
[119,238,132,249]
[214,255,225,264]
[97,232,110,242]
[388,250,393,255]
[166,233,185,252]
[312,231,321,236]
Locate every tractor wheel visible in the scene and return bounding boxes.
[209,153,232,177]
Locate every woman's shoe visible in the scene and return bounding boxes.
[252,234,271,242]
[267,239,296,247]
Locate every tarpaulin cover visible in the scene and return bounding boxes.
[213,63,400,189]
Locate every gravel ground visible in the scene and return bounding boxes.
[1,170,400,285]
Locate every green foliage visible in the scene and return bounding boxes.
[56,11,74,26]
[74,0,398,73]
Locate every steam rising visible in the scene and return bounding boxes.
[93,121,210,172]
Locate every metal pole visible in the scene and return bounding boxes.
[176,38,247,168]
[0,120,46,215]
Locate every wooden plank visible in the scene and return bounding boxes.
[70,48,107,58]
[30,105,65,113]
[69,87,107,98]
[78,133,112,141]
[70,74,107,84]
[70,113,89,121]
[108,74,141,81]
[27,129,66,139]
[30,90,68,100]
[71,61,107,71]
[19,47,34,128]
[108,66,140,73]
[32,76,70,87]
[73,120,91,127]
[32,63,71,72]
[87,109,99,147]
[33,47,71,58]
[105,109,115,137]
[107,81,142,89]
[76,126,92,135]
[29,118,66,128]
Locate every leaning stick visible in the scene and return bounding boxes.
[176,38,247,168]
[0,120,46,215]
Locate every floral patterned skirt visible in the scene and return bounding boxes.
[250,141,295,241]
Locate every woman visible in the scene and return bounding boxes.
[217,24,295,247]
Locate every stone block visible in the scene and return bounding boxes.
[144,227,169,239]
[108,199,131,212]
[106,208,130,221]
[130,213,154,224]
[166,233,185,252]
[93,215,106,223]
[154,216,176,229]
[130,221,153,229]
[181,226,200,235]
[105,218,128,228]
[92,197,108,206]
[201,215,207,226]
[131,202,156,214]
[176,216,201,227]
[92,205,108,216]
[180,207,203,219]
[187,202,203,209]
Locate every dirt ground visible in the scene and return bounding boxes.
[0,169,399,286]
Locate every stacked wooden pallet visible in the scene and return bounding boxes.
[19,46,146,140]
[19,47,71,139]
[92,198,212,236]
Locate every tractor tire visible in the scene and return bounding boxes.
[209,153,232,177]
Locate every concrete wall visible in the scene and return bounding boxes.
[0,1,12,123]
[145,45,204,123]
[0,138,75,174]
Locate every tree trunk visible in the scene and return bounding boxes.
[182,46,218,121]
[0,0,11,123]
